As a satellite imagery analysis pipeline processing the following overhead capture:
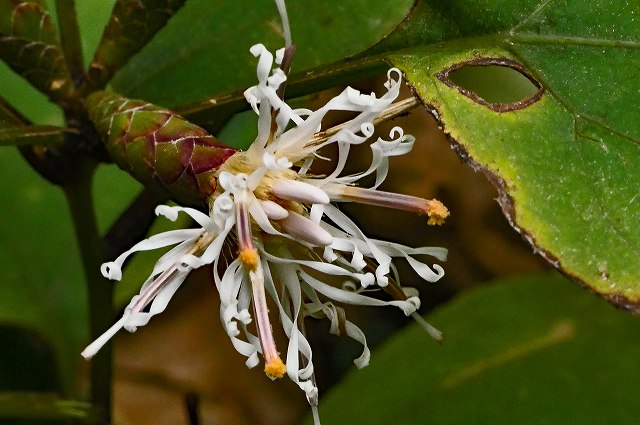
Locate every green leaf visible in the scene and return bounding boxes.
[0,148,87,396]
[0,0,74,102]
[373,0,640,308]
[86,0,187,90]
[0,62,63,126]
[110,0,413,107]
[314,273,640,424]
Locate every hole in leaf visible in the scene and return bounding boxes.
[436,58,544,112]
[449,66,538,103]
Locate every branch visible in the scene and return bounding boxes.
[0,125,69,147]
[62,161,113,425]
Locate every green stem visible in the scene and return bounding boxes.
[0,126,68,147]
[63,161,113,425]
[55,0,85,86]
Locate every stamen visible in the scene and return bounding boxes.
[235,190,259,271]
[325,184,449,225]
[271,179,330,205]
[82,230,218,358]
[129,267,179,314]
[234,190,285,376]
[250,261,286,378]
[81,313,130,359]
[130,231,217,315]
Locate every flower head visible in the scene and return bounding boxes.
[83,44,448,417]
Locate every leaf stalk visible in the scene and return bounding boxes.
[55,0,86,86]
[63,161,113,425]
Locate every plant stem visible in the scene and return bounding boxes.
[0,96,30,125]
[0,125,69,147]
[63,160,113,425]
[55,0,85,86]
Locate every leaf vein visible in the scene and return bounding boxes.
[509,0,558,35]
[511,35,639,49]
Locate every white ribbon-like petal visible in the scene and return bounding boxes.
[100,228,203,280]
[303,290,371,369]
[262,259,317,401]
[299,270,418,316]
[155,205,215,229]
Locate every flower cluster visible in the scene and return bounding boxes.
[82,44,449,418]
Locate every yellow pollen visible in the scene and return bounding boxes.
[264,357,287,379]
[238,247,259,271]
[426,199,450,226]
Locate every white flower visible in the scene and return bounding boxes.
[82,44,449,418]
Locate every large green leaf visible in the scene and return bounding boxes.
[314,273,640,424]
[369,0,640,308]
[0,148,87,396]
[110,0,413,107]
[0,153,140,399]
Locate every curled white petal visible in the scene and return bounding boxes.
[299,269,417,315]
[99,228,203,281]
[155,205,178,221]
[250,43,272,82]
[263,153,292,170]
